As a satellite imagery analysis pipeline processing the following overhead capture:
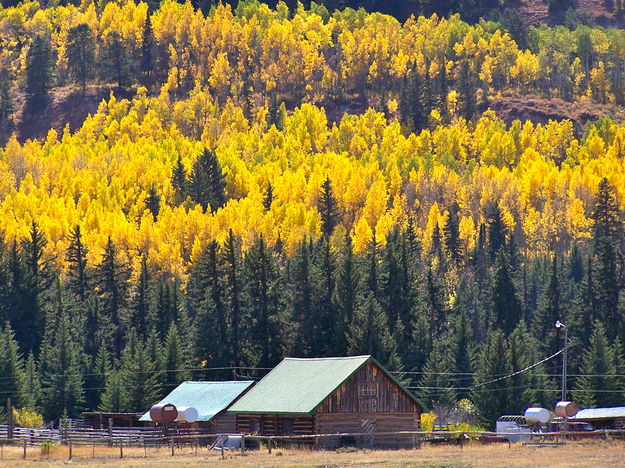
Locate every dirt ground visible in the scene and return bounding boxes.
[0,441,624,467]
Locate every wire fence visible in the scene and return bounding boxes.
[0,426,623,462]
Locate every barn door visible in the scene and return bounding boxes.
[360,418,376,448]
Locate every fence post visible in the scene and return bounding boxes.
[268,437,272,454]
[241,435,245,453]
[171,438,175,456]
[22,440,26,460]
[108,418,113,447]
[120,441,124,459]
[69,439,72,460]
[92,443,95,459]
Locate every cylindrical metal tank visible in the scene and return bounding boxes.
[149,403,178,423]
[524,407,550,424]
[175,406,198,423]
[555,401,579,418]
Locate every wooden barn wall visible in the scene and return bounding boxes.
[317,361,421,414]
[212,413,237,433]
[315,412,419,448]
[235,414,314,436]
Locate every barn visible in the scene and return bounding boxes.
[139,380,254,433]
[228,355,424,448]
[570,406,625,429]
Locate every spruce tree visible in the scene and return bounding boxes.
[443,207,462,265]
[486,204,507,260]
[574,322,621,407]
[420,265,448,346]
[140,15,155,89]
[263,182,274,211]
[491,250,522,335]
[418,339,457,407]
[119,330,161,411]
[65,225,89,303]
[99,370,125,412]
[95,237,130,358]
[333,236,362,355]
[66,23,96,91]
[453,310,473,399]
[163,324,191,389]
[144,186,161,221]
[312,236,336,355]
[244,236,291,367]
[171,155,188,202]
[347,294,403,372]
[188,149,227,212]
[0,74,14,122]
[223,230,245,366]
[130,255,151,339]
[100,31,132,90]
[18,352,41,411]
[318,177,340,237]
[41,311,85,419]
[86,342,111,412]
[25,35,55,109]
[532,255,562,359]
[289,240,317,356]
[0,322,24,408]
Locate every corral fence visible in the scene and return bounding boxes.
[0,426,624,461]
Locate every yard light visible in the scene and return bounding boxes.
[555,320,568,402]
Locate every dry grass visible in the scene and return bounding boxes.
[0,441,624,467]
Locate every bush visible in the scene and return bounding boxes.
[13,407,44,428]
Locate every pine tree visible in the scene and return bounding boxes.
[223,230,245,366]
[289,240,317,356]
[86,342,111,411]
[486,204,507,259]
[421,265,448,346]
[17,221,54,354]
[41,311,85,419]
[244,236,292,367]
[471,329,512,425]
[458,59,477,121]
[99,370,125,412]
[18,353,41,411]
[0,74,14,122]
[66,23,96,91]
[130,255,151,339]
[574,322,621,407]
[348,294,403,371]
[312,236,336,356]
[95,237,130,358]
[333,236,362,355]
[570,256,598,350]
[443,207,462,265]
[144,186,161,222]
[163,324,191,389]
[65,225,89,303]
[119,330,161,411]
[263,182,274,211]
[171,155,188,202]
[592,177,623,249]
[188,148,227,212]
[0,322,24,408]
[491,250,522,335]
[100,31,132,90]
[453,310,473,399]
[318,177,340,237]
[25,35,55,109]
[532,255,562,360]
[140,15,155,89]
[418,339,457,407]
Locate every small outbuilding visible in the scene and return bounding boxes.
[570,406,625,429]
[228,355,424,448]
[140,381,254,433]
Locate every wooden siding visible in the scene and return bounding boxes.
[212,412,237,433]
[317,361,421,414]
[236,414,314,436]
[316,412,420,448]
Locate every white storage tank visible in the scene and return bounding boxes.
[175,406,198,423]
[524,407,550,424]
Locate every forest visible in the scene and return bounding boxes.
[1,0,625,427]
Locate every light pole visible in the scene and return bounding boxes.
[555,320,567,401]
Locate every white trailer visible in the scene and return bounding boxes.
[496,415,533,443]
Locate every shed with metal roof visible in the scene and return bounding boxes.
[570,406,625,429]
[228,355,423,448]
[140,381,254,433]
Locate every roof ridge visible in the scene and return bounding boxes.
[283,355,370,361]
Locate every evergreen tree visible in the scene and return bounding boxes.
[0,74,14,122]
[171,155,188,202]
[144,186,161,221]
[486,204,507,259]
[421,265,448,346]
[443,207,462,265]
[187,148,227,212]
[289,240,318,356]
[86,342,111,412]
[25,35,55,109]
[140,15,155,89]
[99,370,125,412]
[347,294,403,371]
[453,310,473,399]
[100,31,132,90]
[0,322,24,409]
[458,59,477,121]
[333,236,362,355]
[95,237,130,358]
[471,329,512,425]
[66,23,96,91]
[312,236,336,355]
[570,256,598,350]
[318,177,340,237]
[532,255,562,359]
[130,255,151,339]
[163,324,191,389]
[244,236,291,367]
[119,330,161,411]
[263,182,274,211]
[18,353,41,411]
[223,230,245,366]
[491,250,522,335]
[17,221,54,354]
[418,339,457,407]
[574,322,621,407]
[41,311,85,419]
[65,225,89,302]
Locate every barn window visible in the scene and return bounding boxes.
[359,383,378,398]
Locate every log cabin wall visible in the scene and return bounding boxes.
[236,414,315,437]
[212,412,237,433]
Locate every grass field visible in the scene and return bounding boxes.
[0,441,624,467]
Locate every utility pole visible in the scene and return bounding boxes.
[555,320,567,401]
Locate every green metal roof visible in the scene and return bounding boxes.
[139,381,254,422]
[228,355,423,415]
